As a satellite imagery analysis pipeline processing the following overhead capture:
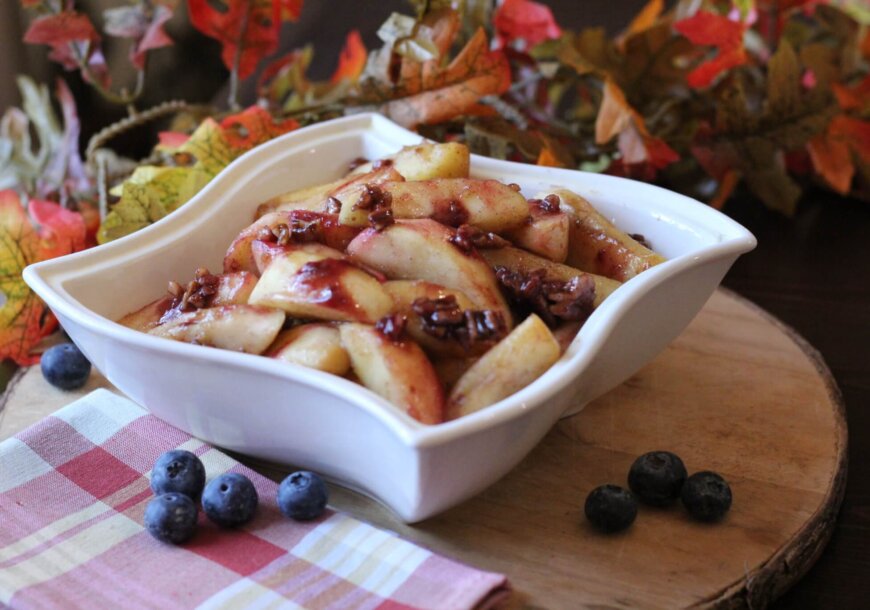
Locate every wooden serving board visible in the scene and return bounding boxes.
[0,289,846,609]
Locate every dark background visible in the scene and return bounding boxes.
[3,1,868,607]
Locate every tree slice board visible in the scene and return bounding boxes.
[0,289,846,609]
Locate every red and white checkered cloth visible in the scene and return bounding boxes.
[0,389,509,609]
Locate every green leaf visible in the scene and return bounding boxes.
[176,118,237,178]
[97,167,210,243]
[767,40,800,119]
[743,164,802,216]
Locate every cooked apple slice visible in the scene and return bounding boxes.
[551,189,666,281]
[338,179,529,232]
[248,243,393,323]
[118,295,176,331]
[214,271,258,304]
[224,210,361,274]
[349,142,470,180]
[432,356,478,393]
[502,199,570,262]
[266,324,350,376]
[481,246,620,308]
[347,220,512,326]
[148,305,284,354]
[119,271,257,331]
[446,314,560,420]
[255,166,404,217]
[339,323,444,425]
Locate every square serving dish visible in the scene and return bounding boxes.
[24,113,756,522]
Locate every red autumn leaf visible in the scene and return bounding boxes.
[809,115,870,194]
[187,0,281,80]
[833,76,870,112]
[24,11,101,72]
[493,0,562,50]
[219,106,299,150]
[378,28,511,129]
[808,129,853,194]
[673,11,747,88]
[28,199,87,257]
[279,0,303,21]
[595,79,678,169]
[0,191,85,365]
[330,30,367,84]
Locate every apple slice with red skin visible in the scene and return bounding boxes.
[339,322,444,425]
[553,189,666,281]
[224,210,361,274]
[481,246,621,308]
[256,166,404,218]
[346,219,513,327]
[502,199,570,263]
[148,305,285,354]
[248,243,393,323]
[119,271,258,331]
[339,178,529,232]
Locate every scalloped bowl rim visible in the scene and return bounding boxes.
[24,113,756,450]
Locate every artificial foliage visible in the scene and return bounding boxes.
[0,0,867,364]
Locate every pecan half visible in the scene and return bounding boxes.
[495,267,596,326]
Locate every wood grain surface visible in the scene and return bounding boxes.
[0,289,846,609]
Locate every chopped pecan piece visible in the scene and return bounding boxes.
[629,233,652,249]
[495,267,596,326]
[375,313,407,342]
[325,196,342,214]
[368,206,394,231]
[353,184,391,211]
[412,295,507,349]
[449,224,510,253]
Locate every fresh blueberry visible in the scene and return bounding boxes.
[202,473,259,527]
[277,471,329,521]
[40,342,91,390]
[628,451,688,506]
[144,493,198,544]
[681,471,732,522]
[584,484,637,533]
[151,450,206,499]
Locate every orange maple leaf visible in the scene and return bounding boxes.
[0,192,86,365]
[331,30,367,84]
[378,28,511,129]
[808,115,870,194]
[219,106,299,150]
[596,79,678,168]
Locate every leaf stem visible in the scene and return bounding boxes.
[228,7,251,110]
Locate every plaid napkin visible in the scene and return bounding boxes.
[0,389,509,609]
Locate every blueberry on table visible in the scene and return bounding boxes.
[584,485,637,533]
[144,493,198,544]
[202,473,259,527]
[40,343,91,390]
[277,471,329,521]
[681,471,732,522]
[628,451,688,506]
[151,450,206,499]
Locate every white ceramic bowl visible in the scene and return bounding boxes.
[25,113,756,522]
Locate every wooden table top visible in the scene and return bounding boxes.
[721,190,870,610]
